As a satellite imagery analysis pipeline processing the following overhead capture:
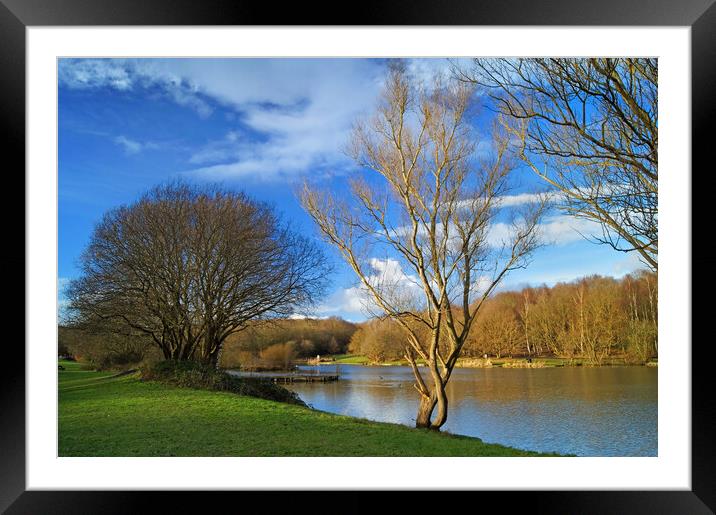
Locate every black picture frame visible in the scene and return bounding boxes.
[2,1,711,513]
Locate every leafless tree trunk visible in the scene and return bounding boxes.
[300,67,545,429]
[521,291,532,356]
[575,285,586,357]
[644,273,658,354]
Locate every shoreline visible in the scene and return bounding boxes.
[299,356,658,369]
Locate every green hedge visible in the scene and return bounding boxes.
[140,360,306,407]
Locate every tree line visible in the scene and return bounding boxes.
[349,271,657,366]
[58,316,357,371]
[62,270,656,370]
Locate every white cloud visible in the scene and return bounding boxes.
[404,57,474,92]
[611,251,650,276]
[487,213,602,248]
[539,214,602,244]
[367,257,418,286]
[495,191,551,207]
[287,313,330,320]
[314,286,370,317]
[182,59,387,180]
[59,59,134,90]
[59,58,463,181]
[59,58,388,179]
[59,59,214,118]
[314,258,423,318]
[112,135,160,156]
[113,135,143,155]
[188,131,243,165]
[471,274,494,296]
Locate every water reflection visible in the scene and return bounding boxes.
[280,365,657,457]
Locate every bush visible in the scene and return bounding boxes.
[58,338,71,358]
[259,342,297,370]
[140,360,306,407]
[59,325,157,371]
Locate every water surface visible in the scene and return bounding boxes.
[272,364,657,457]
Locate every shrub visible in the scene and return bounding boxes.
[259,342,297,370]
[59,325,156,371]
[501,360,545,368]
[219,345,255,370]
[140,360,306,407]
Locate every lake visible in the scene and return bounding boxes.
[280,364,657,457]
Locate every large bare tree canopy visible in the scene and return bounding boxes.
[457,58,658,270]
[68,182,329,367]
[300,67,546,429]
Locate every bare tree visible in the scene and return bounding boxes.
[300,68,545,429]
[348,318,405,364]
[457,58,657,270]
[475,297,522,359]
[67,182,329,368]
[519,290,532,356]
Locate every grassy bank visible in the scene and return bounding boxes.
[329,354,427,366]
[329,354,370,365]
[59,360,551,457]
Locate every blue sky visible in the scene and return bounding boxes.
[58,58,647,322]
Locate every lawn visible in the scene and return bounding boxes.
[330,354,425,366]
[58,360,552,457]
[330,354,370,364]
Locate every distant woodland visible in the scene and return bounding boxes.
[60,270,657,370]
[349,271,657,366]
[220,317,356,370]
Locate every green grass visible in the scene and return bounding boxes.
[58,360,554,457]
[330,354,426,366]
[331,354,370,364]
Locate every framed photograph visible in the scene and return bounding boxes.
[4,0,711,512]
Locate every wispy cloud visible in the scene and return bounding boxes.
[487,213,602,248]
[188,131,241,165]
[59,58,398,181]
[59,59,214,118]
[59,59,135,90]
[113,135,142,155]
[112,135,160,156]
[313,258,423,318]
[495,191,552,208]
[404,57,473,91]
[185,60,386,181]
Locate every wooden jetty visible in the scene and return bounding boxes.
[227,367,340,384]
